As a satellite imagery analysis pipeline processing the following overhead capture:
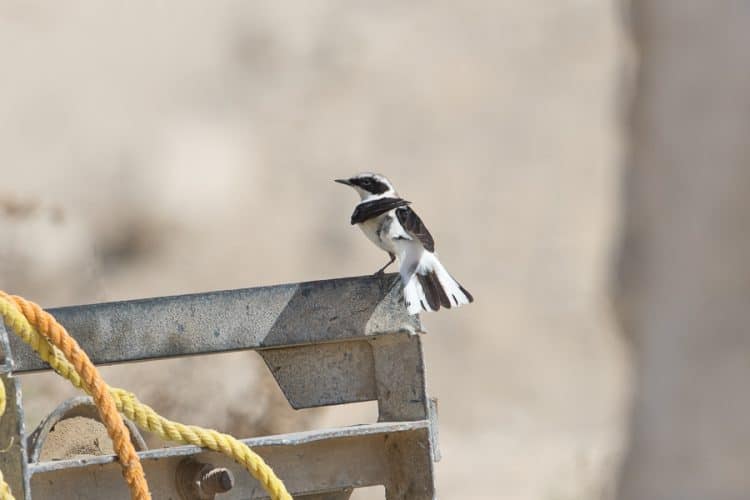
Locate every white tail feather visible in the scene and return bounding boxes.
[401,252,472,315]
[403,274,428,315]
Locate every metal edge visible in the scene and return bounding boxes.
[29,420,431,475]
[0,323,30,500]
[12,274,424,373]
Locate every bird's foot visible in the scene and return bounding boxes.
[372,254,396,276]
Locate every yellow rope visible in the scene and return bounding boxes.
[0,470,11,500]
[0,295,292,500]
[2,292,149,499]
[0,378,6,418]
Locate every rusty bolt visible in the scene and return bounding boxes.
[176,458,235,499]
[197,466,234,495]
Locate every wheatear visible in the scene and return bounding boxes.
[335,172,473,315]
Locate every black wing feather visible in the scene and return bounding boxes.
[396,206,435,252]
[350,197,411,224]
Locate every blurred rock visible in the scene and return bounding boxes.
[616,2,750,499]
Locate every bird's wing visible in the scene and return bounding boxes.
[395,206,435,252]
[350,197,411,224]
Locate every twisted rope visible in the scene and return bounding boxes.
[0,292,149,500]
[0,293,291,500]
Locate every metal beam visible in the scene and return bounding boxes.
[371,334,428,422]
[29,421,432,499]
[2,274,437,498]
[8,274,421,373]
[0,324,30,500]
[296,490,353,500]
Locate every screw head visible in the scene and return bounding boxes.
[176,459,235,499]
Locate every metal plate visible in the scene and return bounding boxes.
[30,421,434,499]
[9,275,421,373]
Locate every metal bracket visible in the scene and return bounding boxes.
[3,275,438,499]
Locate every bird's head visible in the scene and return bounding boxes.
[334,172,397,200]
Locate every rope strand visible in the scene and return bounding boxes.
[0,293,291,500]
[0,292,149,500]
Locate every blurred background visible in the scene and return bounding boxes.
[7,1,742,499]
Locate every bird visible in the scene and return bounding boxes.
[335,172,473,315]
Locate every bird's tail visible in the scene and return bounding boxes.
[402,252,473,315]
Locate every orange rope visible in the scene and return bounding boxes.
[0,292,150,500]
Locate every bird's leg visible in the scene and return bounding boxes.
[373,252,396,276]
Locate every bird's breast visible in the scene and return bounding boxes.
[358,214,396,253]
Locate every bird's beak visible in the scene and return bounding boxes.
[334,178,353,186]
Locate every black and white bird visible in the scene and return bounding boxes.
[335,172,473,315]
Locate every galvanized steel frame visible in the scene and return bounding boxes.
[0,274,439,499]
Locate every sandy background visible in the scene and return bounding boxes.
[0,2,629,498]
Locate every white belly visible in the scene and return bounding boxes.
[358,213,398,254]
